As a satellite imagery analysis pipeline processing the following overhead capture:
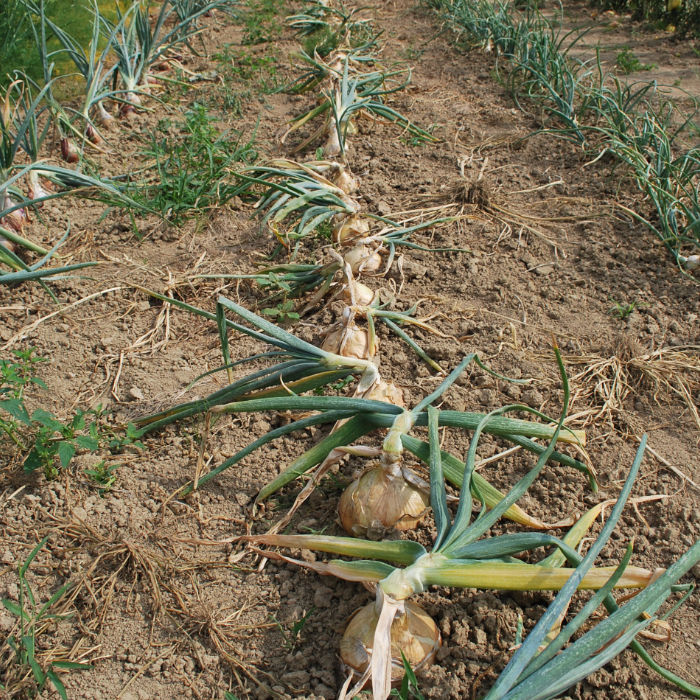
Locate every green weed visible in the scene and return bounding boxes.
[241,0,282,45]
[615,47,656,74]
[1,537,91,698]
[0,348,142,479]
[128,103,257,224]
[261,300,300,325]
[214,44,281,96]
[609,297,637,319]
[84,459,120,493]
[271,607,316,650]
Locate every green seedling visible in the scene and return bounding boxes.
[261,300,301,324]
[609,297,637,319]
[271,607,316,650]
[84,459,120,493]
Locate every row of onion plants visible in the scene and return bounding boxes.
[425,0,698,275]
[134,1,700,698]
[0,0,237,283]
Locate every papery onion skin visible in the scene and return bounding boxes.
[363,380,405,408]
[0,236,16,253]
[85,123,102,145]
[344,245,382,275]
[60,138,79,164]
[2,194,26,232]
[338,466,428,536]
[334,168,359,195]
[340,600,440,686]
[96,103,115,130]
[322,323,376,360]
[335,215,370,245]
[340,281,375,307]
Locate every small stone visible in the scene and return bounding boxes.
[128,386,144,401]
[534,264,554,276]
[281,670,310,687]
[0,611,15,632]
[376,200,392,216]
[1,550,13,565]
[234,492,250,506]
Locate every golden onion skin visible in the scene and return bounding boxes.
[344,245,383,274]
[338,467,428,537]
[321,324,376,360]
[340,600,440,686]
[340,281,376,307]
[363,380,405,408]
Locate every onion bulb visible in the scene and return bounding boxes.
[340,599,440,686]
[2,194,26,232]
[85,123,102,145]
[96,102,115,130]
[680,254,699,271]
[333,167,359,195]
[28,171,50,203]
[340,280,375,307]
[338,466,428,536]
[363,380,405,408]
[0,236,16,253]
[324,121,342,158]
[335,214,370,245]
[60,137,79,164]
[344,245,382,275]
[322,321,376,360]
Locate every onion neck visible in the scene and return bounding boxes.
[379,553,447,600]
[382,410,416,461]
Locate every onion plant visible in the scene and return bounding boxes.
[235,159,462,260]
[103,0,237,115]
[278,41,378,95]
[135,296,591,521]
[20,0,120,146]
[198,258,448,370]
[283,58,438,156]
[134,293,380,435]
[234,159,360,253]
[238,364,699,698]
[286,0,373,57]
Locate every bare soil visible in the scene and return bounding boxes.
[1,1,698,699]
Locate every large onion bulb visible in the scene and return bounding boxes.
[340,600,440,686]
[344,245,382,275]
[335,214,370,245]
[363,380,405,408]
[339,280,375,307]
[321,322,376,360]
[338,466,428,536]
